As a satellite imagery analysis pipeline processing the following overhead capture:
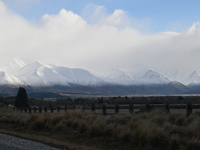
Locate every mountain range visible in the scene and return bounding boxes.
[1,58,200,97]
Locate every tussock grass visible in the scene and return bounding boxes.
[32,117,46,130]
[26,113,39,124]
[1,108,200,149]
[170,134,180,150]
[79,120,88,133]
[185,138,200,150]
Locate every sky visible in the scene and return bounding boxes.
[0,0,200,75]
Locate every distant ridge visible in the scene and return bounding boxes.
[0,58,200,97]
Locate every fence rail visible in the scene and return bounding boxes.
[9,102,199,116]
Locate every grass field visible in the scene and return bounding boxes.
[0,108,200,150]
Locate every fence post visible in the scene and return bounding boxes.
[39,107,42,113]
[44,107,47,113]
[17,107,19,111]
[24,108,27,113]
[73,105,76,110]
[146,103,151,111]
[13,107,15,111]
[57,106,60,112]
[82,106,85,111]
[51,107,54,113]
[65,106,67,112]
[164,103,170,113]
[129,104,134,114]
[115,104,119,114]
[103,104,106,116]
[34,107,36,113]
[29,107,32,114]
[20,108,23,113]
[186,102,192,116]
[91,103,95,112]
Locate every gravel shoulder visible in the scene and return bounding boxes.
[0,133,62,150]
[0,123,99,150]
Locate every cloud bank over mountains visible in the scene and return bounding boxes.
[0,0,200,76]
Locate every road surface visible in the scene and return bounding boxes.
[0,133,62,150]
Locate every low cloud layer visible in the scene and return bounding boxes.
[0,1,200,75]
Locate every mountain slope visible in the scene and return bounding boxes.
[183,71,200,85]
[103,67,171,85]
[52,66,105,86]
[102,68,135,85]
[140,70,171,84]
[15,61,71,86]
[0,71,24,85]
[14,61,105,87]
[5,58,26,75]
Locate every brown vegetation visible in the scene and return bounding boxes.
[0,108,200,149]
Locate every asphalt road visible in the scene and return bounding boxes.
[0,133,62,150]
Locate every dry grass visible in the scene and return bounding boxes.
[1,108,200,149]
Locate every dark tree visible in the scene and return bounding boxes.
[49,101,52,108]
[15,87,29,108]
[98,97,104,104]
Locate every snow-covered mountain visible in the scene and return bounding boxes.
[102,68,135,85]
[183,71,200,85]
[102,65,171,85]
[5,57,26,75]
[10,60,105,87]
[1,58,200,89]
[3,58,200,96]
[51,66,105,86]
[139,70,171,84]
[15,61,72,86]
[165,70,190,84]
[0,71,24,85]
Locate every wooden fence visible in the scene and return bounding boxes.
[11,102,199,116]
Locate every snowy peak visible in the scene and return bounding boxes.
[11,57,26,68]
[5,58,26,75]
[106,68,133,80]
[17,61,45,77]
[13,61,105,87]
[189,71,199,78]
[15,61,71,86]
[103,67,171,85]
[141,70,171,84]
[143,70,161,78]
[101,68,135,85]
[183,70,200,85]
[52,66,105,86]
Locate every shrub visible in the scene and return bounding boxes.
[175,115,185,126]
[26,113,39,124]
[55,121,66,131]
[185,138,200,150]
[79,120,88,133]
[50,114,63,126]
[32,117,46,130]
[170,134,180,150]
[89,117,106,137]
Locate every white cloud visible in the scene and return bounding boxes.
[81,4,152,32]
[0,1,200,75]
[81,4,106,24]
[186,22,200,35]
[18,0,40,2]
[100,9,126,26]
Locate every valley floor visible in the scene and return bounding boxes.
[0,108,200,150]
